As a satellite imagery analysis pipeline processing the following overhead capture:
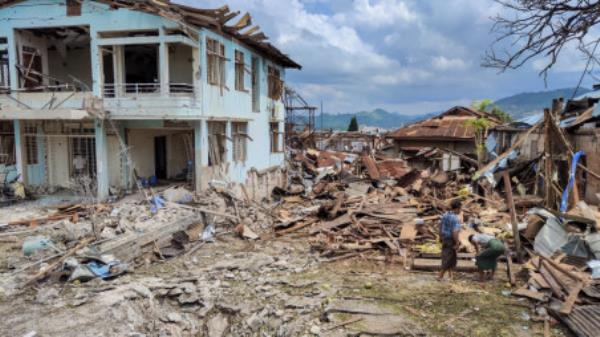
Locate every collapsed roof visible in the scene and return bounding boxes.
[387,106,501,141]
[0,0,301,69]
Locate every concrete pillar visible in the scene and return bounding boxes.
[225,121,233,164]
[192,47,200,98]
[118,123,130,190]
[13,120,25,183]
[159,42,170,96]
[113,45,125,97]
[7,30,18,91]
[90,35,101,96]
[95,119,109,200]
[194,119,208,194]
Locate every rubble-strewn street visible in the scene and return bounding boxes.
[5,1,600,337]
[0,200,561,337]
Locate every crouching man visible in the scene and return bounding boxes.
[469,233,505,282]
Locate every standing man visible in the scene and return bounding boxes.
[469,233,505,282]
[438,199,462,281]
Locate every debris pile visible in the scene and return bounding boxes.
[275,148,517,268]
[0,185,274,294]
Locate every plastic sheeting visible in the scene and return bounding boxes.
[560,151,585,213]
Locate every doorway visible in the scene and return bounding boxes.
[154,136,167,179]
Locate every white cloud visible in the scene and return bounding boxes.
[334,0,417,28]
[173,0,588,114]
[432,56,469,71]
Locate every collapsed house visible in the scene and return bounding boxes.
[0,0,301,200]
[487,88,600,206]
[313,131,383,154]
[386,106,501,171]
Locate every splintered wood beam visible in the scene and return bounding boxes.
[248,32,267,42]
[232,12,252,30]
[221,11,240,24]
[242,26,260,36]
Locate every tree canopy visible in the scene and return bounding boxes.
[347,116,359,131]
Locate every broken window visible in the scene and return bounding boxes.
[0,51,8,91]
[20,46,43,89]
[267,65,283,100]
[70,136,96,178]
[270,122,281,153]
[251,56,260,112]
[206,38,225,87]
[208,121,227,166]
[66,0,82,16]
[0,122,15,165]
[235,50,245,91]
[24,125,38,165]
[232,122,248,163]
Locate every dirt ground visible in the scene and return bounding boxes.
[0,228,572,337]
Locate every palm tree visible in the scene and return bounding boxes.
[465,117,492,167]
[471,99,513,123]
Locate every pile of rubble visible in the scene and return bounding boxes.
[0,184,273,295]
[274,148,517,270]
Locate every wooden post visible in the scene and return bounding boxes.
[543,108,554,208]
[503,170,523,263]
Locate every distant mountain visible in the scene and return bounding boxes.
[311,87,595,131]
[314,108,434,131]
[494,87,592,120]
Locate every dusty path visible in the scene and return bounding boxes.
[0,233,568,337]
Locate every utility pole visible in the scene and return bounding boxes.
[320,100,324,131]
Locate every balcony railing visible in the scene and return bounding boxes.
[102,83,194,98]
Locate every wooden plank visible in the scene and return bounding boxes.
[276,218,317,236]
[559,281,584,315]
[512,285,547,302]
[530,272,550,289]
[399,221,417,241]
[540,262,565,299]
[361,155,380,180]
[506,254,516,286]
[309,213,352,235]
[503,171,523,262]
[24,237,94,288]
[411,258,478,272]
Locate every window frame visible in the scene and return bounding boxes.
[267,65,283,100]
[232,122,248,163]
[234,50,246,92]
[206,38,226,88]
[270,122,282,153]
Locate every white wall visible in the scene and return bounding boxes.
[47,136,70,188]
[127,129,189,179]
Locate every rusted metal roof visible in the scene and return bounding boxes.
[557,305,600,337]
[376,160,412,180]
[387,106,500,141]
[0,0,301,69]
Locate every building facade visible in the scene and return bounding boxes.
[0,0,300,199]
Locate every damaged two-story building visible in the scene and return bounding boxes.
[0,0,301,199]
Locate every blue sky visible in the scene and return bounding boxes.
[178,0,596,115]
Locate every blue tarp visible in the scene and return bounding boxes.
[560,150,585,213]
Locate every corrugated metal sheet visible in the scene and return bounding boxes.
[531,208,568,257]
[558,305,600,337]
[388,106,499,141]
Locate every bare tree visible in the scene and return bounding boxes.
[484,0,600,79]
